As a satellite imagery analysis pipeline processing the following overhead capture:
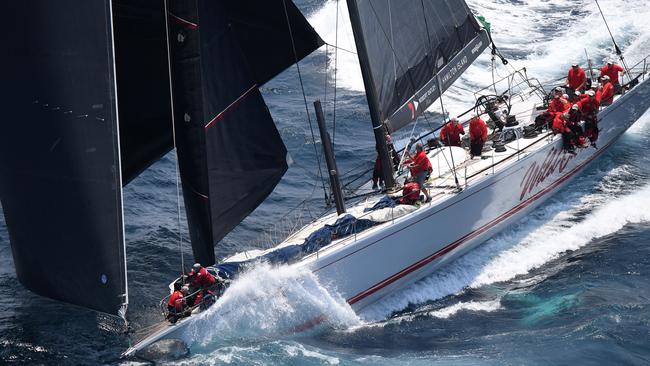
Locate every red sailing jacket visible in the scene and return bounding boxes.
[578,97,600,118]
[404,150,431,175]
[601,82,615,105]
[469,117,488,143]
[567,67,586,89]
[440,123,465,146]
[168,290,185,311]
[547,97,570,114]
[600,64,624,85]
[399,182,421,205]
[552,113,569,133]
[190,267,216,288]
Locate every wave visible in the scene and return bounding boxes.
[179,263,360,348]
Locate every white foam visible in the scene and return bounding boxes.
[426,299,503,319]
[180,263,360,348]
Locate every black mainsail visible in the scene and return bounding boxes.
[166,1,323,265]
[347,0,490,133]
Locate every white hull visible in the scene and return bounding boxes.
[301,77,650,312]
[123,77,650,357]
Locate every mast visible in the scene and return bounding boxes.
[346,0,396,189]
[314,100,346,215]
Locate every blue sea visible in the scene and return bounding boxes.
[2,0,650,364]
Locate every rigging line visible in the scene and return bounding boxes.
[436,75,461,190]
[281,0,329,202]
[323,42,357,55]
[332,0,340,145]
[593,0,632,83]
[163,0,185,276]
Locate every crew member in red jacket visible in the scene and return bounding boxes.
[552,112,577,152]
[440,118,465,147]
[578,90,601,146]
[548,89,571,114]
[469,115,488,158]
[600,60,625,93]
[188,263,216,306]
[167,284,189,315]
[404,143,432,202]
[600,75,615,106]
[566,62,587,99]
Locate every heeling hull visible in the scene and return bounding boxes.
[305,77,650,312]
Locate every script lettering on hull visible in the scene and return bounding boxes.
[519,147,575,200]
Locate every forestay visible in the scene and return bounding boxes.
[347,0,489,132]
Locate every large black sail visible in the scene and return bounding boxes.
[0,1,128,315]
[347,0,489,132]
[113,0,174,184]
[166,1,323,265]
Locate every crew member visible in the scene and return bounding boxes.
[167,284,189,317]
[567,104,584,143]
[552,112,577,153]
[440,118,465,147]
[399,178,421,205]
[600,60,625,93]
[404,143,432,202]
[566,62,587,99]
[600,75,615,106]
[548,88,571,114]
[469,115,488,158]
[188,263,216,306]
[577,90,600,146]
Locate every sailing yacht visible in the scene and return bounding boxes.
[1,0,649,359]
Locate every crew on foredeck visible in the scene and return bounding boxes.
[404,143,432,202]
[167,283,189,318]
[187,263,217,308]
[440,118,465,147]
[469,115,488,158]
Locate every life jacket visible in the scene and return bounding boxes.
[400,182,421,205]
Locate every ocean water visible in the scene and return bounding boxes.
[2,0,650,364]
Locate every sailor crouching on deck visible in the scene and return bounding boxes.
[404,143,432,202]
[469,115,488,158]
[187,263,217,309]
[440,118,465,147]
[552,112,577,153]
[577,90,601,147]
[167,284,190,322]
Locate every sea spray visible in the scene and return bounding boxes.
[180,263,360,348]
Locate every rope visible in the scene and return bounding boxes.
[163,0,185,277]
[436,75,461,190]
[281,0,329,203]
[332,0,340,144]
[594,0,632,83]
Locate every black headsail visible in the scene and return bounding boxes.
[347,0,490,133]
[166,1,323,265]
[0,1,130,316]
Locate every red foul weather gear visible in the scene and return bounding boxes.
[404,150,432,176]
[469,117,488,143]
[567,67,587,90]
[547,97,570,115]
[168,290,185,312]
[399,182,421,205]
[600,63,624,85]
[601,82,615,106]
[440,123,465,147]
[191,267,216,289]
